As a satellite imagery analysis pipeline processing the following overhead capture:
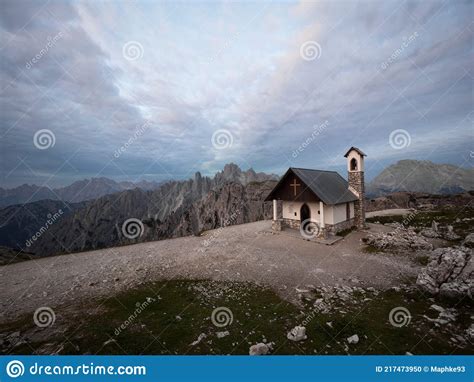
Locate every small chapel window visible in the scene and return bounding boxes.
[350,158,358,171]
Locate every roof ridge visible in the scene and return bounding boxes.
[290,167,339,173]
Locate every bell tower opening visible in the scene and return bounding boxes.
[350,158,358,171]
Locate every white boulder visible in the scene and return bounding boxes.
[347,334,359,344]
[249,342,273,355]
[287,326,307,342]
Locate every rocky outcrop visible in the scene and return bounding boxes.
[416,247,473,298]
[362,225,433,251]
[365,191,474,212]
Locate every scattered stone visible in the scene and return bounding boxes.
[466,324,474,341]
[175,315,182,322]
[363,226,433,251]
[430,304,445,313]
[326,322,333,329]
[190,333,206,346]
[347,334,359,344]
[103,338,117,346]
[431,221,438,232]
[249,342,273,355]
[420,228,440,239]
[462,233,474,248]
[216,331,229,339]
[287,326,307,342]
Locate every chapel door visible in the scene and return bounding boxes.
[300,203,310,222]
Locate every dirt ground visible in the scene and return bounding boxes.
[0,221,420,324]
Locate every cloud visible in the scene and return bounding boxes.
[0,0,472,188]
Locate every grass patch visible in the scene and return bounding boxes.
[362,244,379,254]
[2,280,472,355]
[367,207,474,234]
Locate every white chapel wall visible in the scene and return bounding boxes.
[283,201,339,224]
[332,204,347,224]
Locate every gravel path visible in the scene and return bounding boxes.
[0,221,418,324]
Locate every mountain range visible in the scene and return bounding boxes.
[1,160,472,262]
[0,178,164,208]
[366,160,474,196]
[0,164,278,257]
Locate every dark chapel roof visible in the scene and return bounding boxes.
[265,167,358,205]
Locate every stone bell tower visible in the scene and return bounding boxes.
[344,147,366,229]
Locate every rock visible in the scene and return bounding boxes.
[363,227,433,251]
[287,326,307,342]
[175,315,182,321]
[443,230,461,241]
[190,333,206,346]
[103,338,117,346]
[216,331,229,339]
[431,220,438,232]
[416,247,473,298]
[430,304,445,313]
[462,233,474,248]
[467,324,474,341]
[420,228,440,238]
[249,342,273,355]
[347,334,359,344]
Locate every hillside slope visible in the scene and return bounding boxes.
[367,160,474,196]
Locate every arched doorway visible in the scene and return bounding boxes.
[300,203,310,223]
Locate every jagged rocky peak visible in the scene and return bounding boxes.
[215,163,278,185]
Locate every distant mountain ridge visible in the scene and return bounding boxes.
[0,164,278,256]
[0,177,164,208]
[367,160,474,197]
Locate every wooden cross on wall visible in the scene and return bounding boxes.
[290,179,300,196]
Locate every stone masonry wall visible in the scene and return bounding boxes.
[349,171,366,228]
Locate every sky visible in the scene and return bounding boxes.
[0,0,473,188]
